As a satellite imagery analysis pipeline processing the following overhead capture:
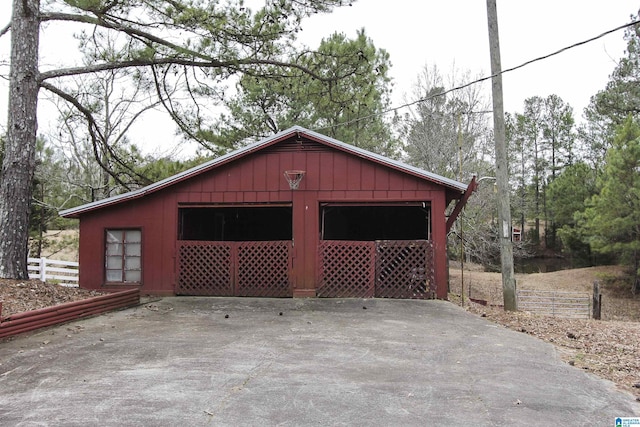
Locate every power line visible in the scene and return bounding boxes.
[312,18,640,133]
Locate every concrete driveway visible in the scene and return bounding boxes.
[0,297,637,426]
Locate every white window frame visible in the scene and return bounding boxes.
[105,229,142,284]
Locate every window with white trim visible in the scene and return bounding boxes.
[105,229,142,283]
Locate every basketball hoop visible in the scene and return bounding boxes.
[284,170,306,190]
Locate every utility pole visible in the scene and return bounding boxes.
[486,0,517,311]
[457,113,465,307]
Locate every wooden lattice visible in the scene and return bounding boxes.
[177,242,233,295]
[177,240,291,297]
[317,241,376,298]
[236,241,291,297]
[178,239,433,299]
[375,240,435,299]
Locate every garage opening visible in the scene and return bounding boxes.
[320,203,430,240]
[178,205,292,241]
[177,204,292,297]
[317,203,434,299]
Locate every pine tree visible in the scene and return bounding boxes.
[580,117,640,293]
[0,0,361,279]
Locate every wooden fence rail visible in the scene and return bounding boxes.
[28,257,79,287]
[517,289,591,319]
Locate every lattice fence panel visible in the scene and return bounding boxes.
[317,241,376,298]
[375,240,435,299]
[177,242,233,296]
[236,241,291,297]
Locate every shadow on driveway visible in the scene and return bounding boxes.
[0,298,637,425]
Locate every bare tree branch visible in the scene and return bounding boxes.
[151,65,215,151]
[111,96,162,147]
[0,22,10,38]
[40,80,150,189]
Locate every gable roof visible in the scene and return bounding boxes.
[60,125,468,218]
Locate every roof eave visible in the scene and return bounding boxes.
[59,128,300,218]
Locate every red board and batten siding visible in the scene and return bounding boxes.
[76,134,457,298]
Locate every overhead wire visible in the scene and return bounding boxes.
[311,18,640,133]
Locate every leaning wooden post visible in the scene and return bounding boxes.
[592,281,601,320]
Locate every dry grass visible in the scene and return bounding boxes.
[31,229,79,262]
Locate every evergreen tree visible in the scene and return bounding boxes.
[581,12,640,170]
[591,13,640,125]
[541,94,575,248]
[0,0,362,279]
[507,94,576,249]
[579,117,640,293]
[548,162,597,266]
[211,29,397,157]
[506,112,532,245]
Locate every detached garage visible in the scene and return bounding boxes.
[60,126,474,299]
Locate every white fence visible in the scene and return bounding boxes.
[28,257,79,287]
[517,289,591,319]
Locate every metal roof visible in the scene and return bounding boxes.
[60,126,468,218]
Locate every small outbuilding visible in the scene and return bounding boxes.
[60,126,474,299]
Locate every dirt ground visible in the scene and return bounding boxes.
[0,279,104,318]
[450,264,640,399]
[1,265,639,401]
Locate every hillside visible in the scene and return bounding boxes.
[449,264,639,321]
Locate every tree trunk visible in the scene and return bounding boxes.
[530,133,541,246]
[0,0,40,279]
[633,251,640,296]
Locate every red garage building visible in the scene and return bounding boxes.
[60,126,474,299]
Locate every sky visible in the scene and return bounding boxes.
[295,0,637,115]
[0,1,638,155]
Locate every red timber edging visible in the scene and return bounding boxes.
[0,288,140,339]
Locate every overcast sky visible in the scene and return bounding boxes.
[0,1,638,154]
[295,0,637,115]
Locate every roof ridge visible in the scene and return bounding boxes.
[60,126,467,218]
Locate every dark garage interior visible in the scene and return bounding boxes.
[178,205,293,241]
[320,204,430,241]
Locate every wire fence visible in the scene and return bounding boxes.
[517,289,591,319]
